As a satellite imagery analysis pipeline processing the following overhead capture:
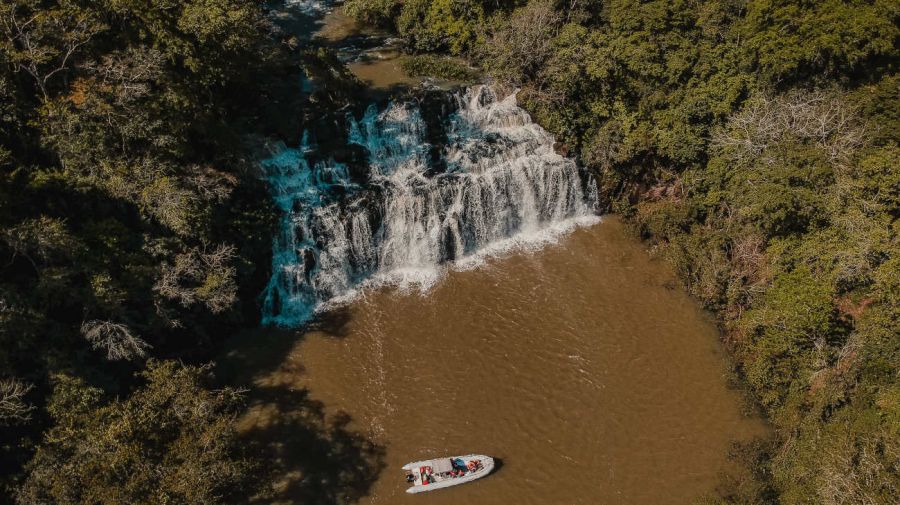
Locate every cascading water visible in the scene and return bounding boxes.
[261,86,599,326]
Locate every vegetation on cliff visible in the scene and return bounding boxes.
[344,0,899,503]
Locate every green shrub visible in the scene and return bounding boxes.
[400,54,479,81]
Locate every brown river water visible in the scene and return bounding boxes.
[314,9,419,90]
[222,218,767,505]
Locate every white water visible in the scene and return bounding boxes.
[281,0,330,16]
[261,86,599,326]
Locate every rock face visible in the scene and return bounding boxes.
[261,85,600,326]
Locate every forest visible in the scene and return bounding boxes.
[0,0,897,504]
[0,0,303,502]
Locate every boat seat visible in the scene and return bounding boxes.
[431,458,453,474]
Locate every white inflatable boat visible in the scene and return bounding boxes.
[403,454,494,494]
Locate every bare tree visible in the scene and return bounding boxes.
[81,320,151,361]
[0,378,34,424]
[712,89,866,168]
[2,216,80,268]
[730,233,768,286]
[83,46,164,102]
[155,244,238,314]
[0,0,104,99]
[188,165,238,204]
[484,0,563,84]
[816,430,898,505]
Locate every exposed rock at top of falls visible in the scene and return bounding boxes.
[261,85,599,326]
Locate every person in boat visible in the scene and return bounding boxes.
[405,472,415,483]
[421,466,434,484]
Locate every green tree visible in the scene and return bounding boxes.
[18,361,259,505]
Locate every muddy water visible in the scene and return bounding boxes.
[314,7,460,90]
[227,218,766,504]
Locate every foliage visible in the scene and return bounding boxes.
[343,0,402,27]
[80,320,151,361]
[0,0,293,499]
[738,0,899,84]
[0,379,34,425]
[400,54,478,81]
[479,0,561,84]
[345,0,512,55]
[17,361,258,504]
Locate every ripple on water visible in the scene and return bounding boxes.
[232,218,768,505]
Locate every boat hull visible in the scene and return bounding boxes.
[404,454,494,494]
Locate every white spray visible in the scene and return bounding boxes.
[261,86,599,326]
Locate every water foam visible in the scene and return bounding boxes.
[281,0,331,16]
[261,86,599,326]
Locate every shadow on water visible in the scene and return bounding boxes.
[491,457,505,476]
[219,307,385,504]
[305,306,354,338]
[242,384,386,504]
[365,83,416,103]
[220,307,354,377]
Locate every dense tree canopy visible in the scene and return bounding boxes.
[18,361,256,504]
[0,0,296,500]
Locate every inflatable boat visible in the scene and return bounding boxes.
[403,454,494,493]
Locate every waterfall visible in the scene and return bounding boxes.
[261,86,600,326]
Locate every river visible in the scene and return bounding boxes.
[224,218,765,504]
[222,2,768,503]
